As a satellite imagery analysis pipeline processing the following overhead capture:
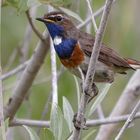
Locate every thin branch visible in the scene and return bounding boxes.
[73,76,81,109]
[95,70,140,140]
[87,112,140,127]
[86,0,98,31]
[2,67,64,93]
[115,100,140,140]
[26,10,45,42]
[9,113,140,128]
[0,61,29,81]
[77,5,104,29]
[0,67,6,140]
[77,0,117,29]
[72,0,114,139]
[50,39,58,105]
[4,5,51,120]
[4,32,50,120]
[10,118,50,128]
[4,48,18,72]
[37,66,64,134]
[20,7,37,63]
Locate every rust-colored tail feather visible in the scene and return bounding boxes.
[126,58,140,69]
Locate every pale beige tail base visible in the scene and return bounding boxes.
[126,58,140,69]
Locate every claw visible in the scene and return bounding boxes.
[73,113,87,130]
[84,83,99,103]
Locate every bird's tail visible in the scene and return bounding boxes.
[126,58,140,69]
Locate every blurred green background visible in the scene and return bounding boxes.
[1,0,140,139]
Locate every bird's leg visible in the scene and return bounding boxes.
[84,82,99,103]
[88,83,98,103]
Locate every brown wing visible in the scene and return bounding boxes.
[78,31,133,71]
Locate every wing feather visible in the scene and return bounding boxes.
[78,31,132,69]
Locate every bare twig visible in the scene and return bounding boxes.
[20,7,37,63]
[50,39,58,105]
[4,48,18,72]
[20,24,32,63]
[4,32,50,120]
[96,70,140,140]
[9,113,140,128]
[0,61,29,81]
[0,67,6,140]
[10,118,50,128]
[87,112,140,127]
[73,76,81,109]
[84,0,113,93]
[37,67,64,134]
[77,5,104,29]
[115,100,140,140]
[26,10,44,42]
[86,0,98,31]
[2,68,64,93]
[78,0,117,29]
[4,4,51,120]
[72,0,114,139]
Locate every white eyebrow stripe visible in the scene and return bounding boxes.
[53,36,62,45]
[48,14,63,18]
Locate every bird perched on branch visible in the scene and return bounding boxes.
[36,11,140,83]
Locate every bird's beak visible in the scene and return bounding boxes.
[36,17,54,23]
[36,17,46,22]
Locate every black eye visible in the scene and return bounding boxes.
[56,16,63,22]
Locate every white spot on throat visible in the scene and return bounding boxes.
[53,36,62,45]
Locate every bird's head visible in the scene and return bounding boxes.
[36,11,74,39]
[36,11,79,59]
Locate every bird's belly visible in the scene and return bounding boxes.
[69,57,115,83]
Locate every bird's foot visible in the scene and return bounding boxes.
[73,113,87,130]
[84,83,99,103]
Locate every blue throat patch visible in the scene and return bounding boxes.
[45,22,77,59]
[54,38,77,59]
[45,22,64,39]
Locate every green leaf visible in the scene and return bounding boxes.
[4,118,10,131]
[27,0,41,8]
[83,129,96,140]
[5,0,28,13]
[59,7,84,23]
[22,125,40,140]
[41,128,54,140]
[61,117,70,140]
[17,0,28,14]
[50,104,63,140]
[50,104,70,140]
[63,96,74,132]
[88,83,112,117]
[5,0,19,8]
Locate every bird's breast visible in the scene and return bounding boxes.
[60,43,85,68]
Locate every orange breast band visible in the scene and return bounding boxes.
[60,43,84,68]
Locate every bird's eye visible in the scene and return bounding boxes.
[55,16,63,22]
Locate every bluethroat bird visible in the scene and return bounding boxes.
[36,11,140,84]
